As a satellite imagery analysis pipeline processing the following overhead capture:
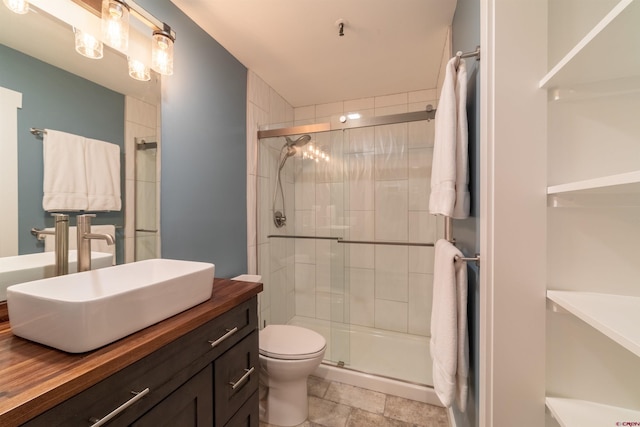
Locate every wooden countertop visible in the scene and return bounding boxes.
[0,278,262,426]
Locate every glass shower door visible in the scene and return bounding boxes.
[134,136,159,260]
[306,129,350,366]
[338,119,436,385]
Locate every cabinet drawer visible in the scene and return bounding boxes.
[214,330,259,427]
[24,342,199,426]
[131,365,213,427]
[204,298,257,359]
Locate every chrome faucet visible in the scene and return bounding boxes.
[31,213,69,276]
[77,214,115,272]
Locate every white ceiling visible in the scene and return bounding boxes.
[171,0,458,107]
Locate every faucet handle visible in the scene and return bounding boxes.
[77,213,96,228]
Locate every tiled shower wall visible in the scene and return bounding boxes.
[247,70,443,338]
[246,71,295,327]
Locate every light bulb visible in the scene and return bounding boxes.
[3,0,28,14]
[128,58,150,81]
[151,31,174,76]
[74,28,103,59]
[101,0,130,52]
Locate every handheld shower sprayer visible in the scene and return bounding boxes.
[273,134,311,228]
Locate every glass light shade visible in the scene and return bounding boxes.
[3,0,28,14]
[151,32,174,76]
[128,58,150,81]
[101,0,129,52]
[74,29,103,59]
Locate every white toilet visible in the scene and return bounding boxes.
[259,324,326,426]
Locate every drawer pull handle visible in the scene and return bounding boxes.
[89,388,150,426]
[209,327,239,348]
[229,367,255,390]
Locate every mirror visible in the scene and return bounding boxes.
[0,1,161,300]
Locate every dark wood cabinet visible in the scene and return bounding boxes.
[22,297,259,427]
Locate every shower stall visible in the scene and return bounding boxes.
[256,109,442,397]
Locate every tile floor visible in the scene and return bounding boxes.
[260,376,450,427]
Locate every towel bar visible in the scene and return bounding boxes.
[267,235,435,247]
[30,127,46,137]
[456,254,480,267]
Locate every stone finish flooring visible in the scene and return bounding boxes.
[260,376,450,427]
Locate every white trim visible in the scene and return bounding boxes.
[314,364,443,407]
[479,0,493,425]
[0,87,22,258]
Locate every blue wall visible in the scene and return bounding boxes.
[451,0,481,425]
[0,44,125,261]
[136,1,248,278]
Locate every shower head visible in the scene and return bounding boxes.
[285,134,311,148]
[282,134,312,160]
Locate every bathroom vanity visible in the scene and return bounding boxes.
[0,278,262,426]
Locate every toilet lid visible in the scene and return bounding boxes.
[259,325,326,360]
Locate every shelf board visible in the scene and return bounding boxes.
[547,75,640,102]
[547,290,640,357]
[548,170,640,195]
[546,397,640,427]
[540,0,640,89]
[547,171,640,207]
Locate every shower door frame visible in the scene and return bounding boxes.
[257,107,438,384]
[257,109,435,140]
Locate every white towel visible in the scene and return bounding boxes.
[85,138,121,211]
[429,57,470,219]
[42,130,88,211]
[430,239,469,411]
[44,225,116,265]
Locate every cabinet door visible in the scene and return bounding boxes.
[224,391,259,427]
[131,365,213,427]
[214,331,259,426]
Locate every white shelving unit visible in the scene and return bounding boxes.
[544,0,640,425]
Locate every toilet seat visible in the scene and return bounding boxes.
[259,325,326,360]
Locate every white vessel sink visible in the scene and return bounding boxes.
[0,250,113,300]
[7,258,215,353]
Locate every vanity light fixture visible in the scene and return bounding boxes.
[74,28,104,59]
[101,0,129,52]
[75,0,176,78]
[3,0,29,14]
